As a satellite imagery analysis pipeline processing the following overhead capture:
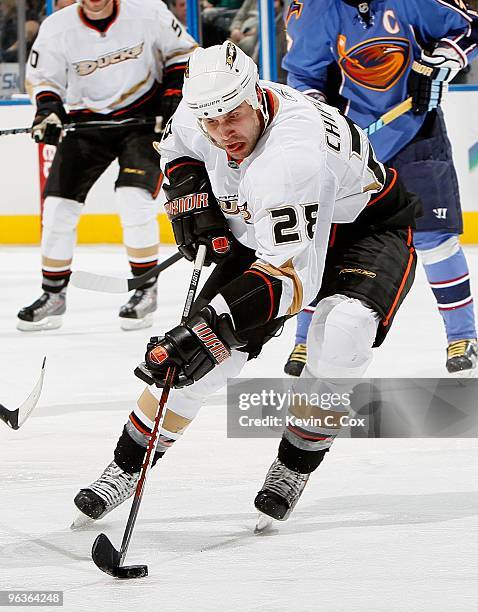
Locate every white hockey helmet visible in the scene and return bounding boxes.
[183,42,261,119]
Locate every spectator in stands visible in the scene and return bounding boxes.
[1,0,39,63]
[202,0,242,46]
[169,0,187,26]
[229,0,258,58]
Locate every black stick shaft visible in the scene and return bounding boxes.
[127,251,183,291]
[0,118,158,137]
[118,245,207,564]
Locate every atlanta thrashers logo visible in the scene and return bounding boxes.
[337,35,410,91]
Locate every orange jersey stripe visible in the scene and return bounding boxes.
[367,168,397,207]
[382,227,415,326]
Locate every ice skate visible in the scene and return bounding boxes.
[283,343,307,377]
[71,461,138,529]
[118,281,157,331]
[254,458,310,523]
[446,339,478,376]
[16,290,66,331]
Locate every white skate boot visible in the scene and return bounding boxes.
[71,461,138,529]
[17,290,66,331]
[118,281,157,331]
[254,458,310,532]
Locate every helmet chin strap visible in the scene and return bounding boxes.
[257,86,270,137]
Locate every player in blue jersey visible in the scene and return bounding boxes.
[282,0,478,375]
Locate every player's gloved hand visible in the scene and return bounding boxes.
[159,90,182,125]
[134,306,243,388]
[407,43,465,114]
[31,112,63,145]
[163,172,233,266]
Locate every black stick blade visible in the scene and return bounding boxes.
[0,357,46,430]
[92,534,121,576]
[0,404,19,429]
[92,534,148,579]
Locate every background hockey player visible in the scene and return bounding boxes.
[283,0,478,376]
[72,42,417,528]
[17,0,197,332]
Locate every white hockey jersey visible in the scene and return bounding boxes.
[160,82,387,316]
[26,0,197,114]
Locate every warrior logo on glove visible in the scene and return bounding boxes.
[164,192,209,218]
[192,321,230,363]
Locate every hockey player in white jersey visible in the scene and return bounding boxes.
[73,42,418,527]
[17,0,197,331]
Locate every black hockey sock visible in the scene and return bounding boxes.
[129,257,158,289]
[278,436,328,474]
[41,266,71,293]
[114,425,164,475]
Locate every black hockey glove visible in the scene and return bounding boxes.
[31,92,66,145]
[163,158,233,266]
[159,61,187,126]
[159,90,182,126]
[407,44,465,114]
[134,306,244,388]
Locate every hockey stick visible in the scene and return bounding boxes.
[0,117,160,138]
[0,357,46,430]
[91,244,207,579]
[363,97,413,135]
[71,251,183,294]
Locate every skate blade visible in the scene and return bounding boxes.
[119,313,153,331]
[70,512,95,530]
[254,512,274,534]
[448,368,476,379]
[16,315,63,332]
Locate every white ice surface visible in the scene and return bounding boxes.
[1,246,478,612]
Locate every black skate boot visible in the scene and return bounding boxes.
[446,339,477,375]
[254,457,309,529]
[118,281,157,331]
[283,343,307,376]
[71,461,138,529]
[17,290,66,331]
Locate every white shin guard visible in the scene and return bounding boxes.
[41,197,83,260]
[117,186,159,249]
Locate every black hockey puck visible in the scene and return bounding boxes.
[114,565,148,579]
